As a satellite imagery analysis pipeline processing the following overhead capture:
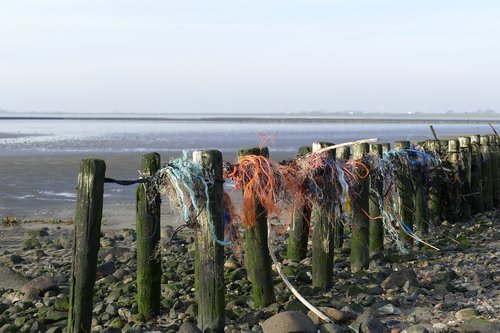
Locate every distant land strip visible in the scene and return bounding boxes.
[1,115,499,124]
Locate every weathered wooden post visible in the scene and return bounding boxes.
[334,146,351,249]
[394,141,414,244]
[447,140,462,222]
[193,150,225,331]
[287,146,311,261]
[488,135,500,206]
[470,135,484,213]
[381,143,391,155]
[380,142,392,232]
[413,153,427,236]
[426,140,443,226]
[237,147,275,307]
[458,136,472,221]
[368,144,384,257]
[311,142,335,288]
[136,153,161,320]
[350,143,370,272]
[480,136,493,211]
[68,159,106,333]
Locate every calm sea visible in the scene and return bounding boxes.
[0,116,496,219]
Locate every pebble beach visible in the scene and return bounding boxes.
[0,209,498,333]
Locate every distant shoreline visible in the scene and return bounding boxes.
[1,115,499,124]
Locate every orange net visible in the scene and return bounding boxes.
[256,132,276,148]
[223,149,374,231]
[225,155,285,227]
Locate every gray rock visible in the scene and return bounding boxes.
[381,269,418,290]
[13,315,29,327]
[264,302,281,313]
[284,300,307,312]
[118,307,132,321]
[455,307,477,320]
[431,323,448,333]
[34,248,47,258]
[242,310,266,326]
[22,238,41,250]
[21,276,58,300]
[308,307,356,325]
[97,261,116,277]
[9,254,25,264]
[261,311,316,333]
[351,309,386,333]
[112,268,128,280]
[366,285,384,295]
[102,328,121,333]
[44,327,62,333]
[0,303,8,315]
[404,324,429,333]
[459,317,500,333]
[93,302,105,314]
[100,237,115,247]
[40,310,67,324]
[346,285,365,297]
[319,323,347,333]
[178,322,202,333]
[227,297,248,310]
[0,324,17,333]
[123,228,137,241]
[105,288,123,303]
[53,296,69,311]
[29,320,43,333]
[173,299,184,310]
[25,228,49,238]
[106,303,119,315]
[375,303,401,316]
[185,303,198,317]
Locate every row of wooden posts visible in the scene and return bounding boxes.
[67,134,499,333]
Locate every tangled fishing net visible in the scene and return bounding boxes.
[152,151,235,248]
[143,139,444,257]
[363,151,407,252]
[382,147,441,250]
[224,154,291,228]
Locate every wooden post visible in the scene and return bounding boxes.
[334,146,351,249]
[136,153,161,320]
[394,141,414,244]
[470,135,484,213]
[425,140,442,227]
[193,150,225,331]
[480,136,493,211]
[381,143,391,154]
[237,147,275,308]
[68,159,106,333]
[447,140,462,222]
[311,142,335,288]
[488,135,500,206]
[350,143,370,272]
[287,146,311,261]
[413,154,427,236]
[368,144,384,257]
[458,136,472,221]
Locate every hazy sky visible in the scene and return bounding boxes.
[1,0,499,114]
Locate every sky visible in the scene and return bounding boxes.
[0,0,499,114]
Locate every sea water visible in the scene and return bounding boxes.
[0,116,495,219]
[0,117,494,155]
